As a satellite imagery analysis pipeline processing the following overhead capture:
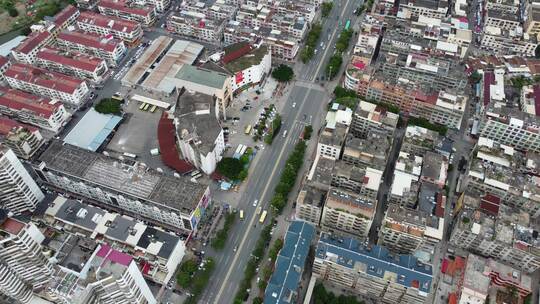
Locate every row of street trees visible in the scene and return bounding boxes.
[300,23,323,63]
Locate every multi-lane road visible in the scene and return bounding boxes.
[198,1,362,303]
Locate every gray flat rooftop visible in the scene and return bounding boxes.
[174,90,222,155]
[39,140,206,213]
[175,64,229,89]
[54,199,106,231]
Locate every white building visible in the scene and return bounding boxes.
[0,117,44,159]
[11,32,53,64]
[98,0,157,27]
[222,43,272,93]
[56,30,127,65]
[36,47,109,82]
[76,11,143,46]
[5,63,89,106]
[0,147,44,215]
[0,216,53,303]
[0,87,69,133]
[174,91,225,175]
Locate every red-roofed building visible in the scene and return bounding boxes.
[0,55,11,82]
[0,116,44,159]
[98,0,156,27]
[158,113,194,174]
[56,30,126,64]
[52,5,79,29]
[480,194,500,216]
[11,32,53,64]
[36,47,109,82]
[5,63,90,105]
[77,11,143,45]
[0,86,68,132]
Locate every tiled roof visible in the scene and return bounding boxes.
[98,0,154,17]
[0,55,8,66]
[0,116,37,134]
[316,233,433,293]
[157,113,194,173]
[5,63,85,94]
[13,32,51,54]
[0,86,59,118]
[58,30,122,53]
[53,4,79,26]
[37,47,105,72]
[78,11,139,33]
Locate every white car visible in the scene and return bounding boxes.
[253,199,258,207]
[282,130,287,138]
[292,102,296,108]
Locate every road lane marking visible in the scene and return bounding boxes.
[213,87,315,303]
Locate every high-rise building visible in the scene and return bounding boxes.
[0,147,44,214]
[0,214,53,303]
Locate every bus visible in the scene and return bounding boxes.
[244,125,252,135]
[239,210,244,220]
[259,210,267,224]
[143,103,150,111]
[345,20,351,30]
[139,102,146,110]
[150,105,157,113]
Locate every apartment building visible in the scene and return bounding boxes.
[480,32,537,57]
[381,202,444,254]
[389,152,423,207]
[98,0,157,27]
[0,147,44,214]
[76,244,156,303]
[223,43,272,93]
[398,0,448,19]
[295,183,326,225]
[0,117,44,159]
[44,196,186,284]
[36,47,109,83]
[342,131,390,171]
[317,123,348,160]
[0,215,53,303]
[476,86,540,153]
[525,2,540,37]
[77,11,143,46]
[401,125,444,156]
[0,87,69,133]
[0,56,10,82]
[4,63,89,106]
[180,1,237,23]
[167,11,225,44]
[314,234,433,303]
[56,30,127,65]
[450,202,540,273]
[264,29,299,61]
[484,8,520,31]
[466,137,540,217]
[174,91,225,175]
[52,4,80,31]
[320,188,376,238]
[11,32,53,64]
[350,100,398,139]
[331,161,382,202]
[35,140,211,234]
[133,0,170,12]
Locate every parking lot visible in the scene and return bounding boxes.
[106,99,165,168]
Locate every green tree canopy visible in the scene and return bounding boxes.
[272,64,294,82]
[216,157,245,181]
[94,98,122,115]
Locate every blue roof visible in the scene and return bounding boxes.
[63,108,122,152]
[316,233,433,294]
[264,221,315,304]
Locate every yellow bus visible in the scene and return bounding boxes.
[150,105,157,113]
[143,103,150,111]
[244,124,252,135]
[139,102,146,110]
[239,210,244,220]
[259,210,267,224]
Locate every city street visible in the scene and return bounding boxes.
[197,1,363,303]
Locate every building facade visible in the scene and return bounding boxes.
[56,30,127,65]
[0,147,44,214]
[0,117,44,159]
[36,47,109,83]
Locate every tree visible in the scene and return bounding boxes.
[94,98,122,115]
[216,157,245,181]
[272,64,294,82]
[333,86,357,99]
[470,71,482,84]
[253,297,263,304]
[321,2,333,17]
[7,6,17,17]
[303,125,313,140]
[326,55,343,79]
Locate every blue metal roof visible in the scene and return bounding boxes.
[63,108,122,152]
[264,221,315,304]
[316,233,433,294]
